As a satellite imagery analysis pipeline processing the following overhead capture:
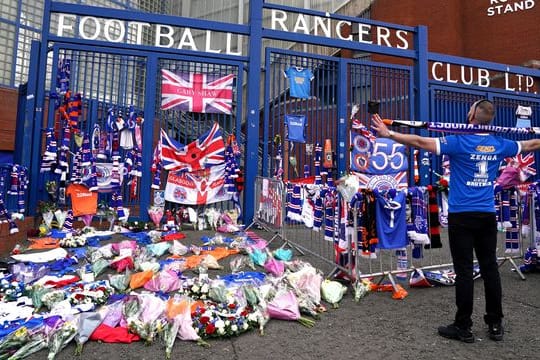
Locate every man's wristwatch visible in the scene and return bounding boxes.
[388,130,395,138]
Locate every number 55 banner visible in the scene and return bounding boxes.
[350,131,408,190]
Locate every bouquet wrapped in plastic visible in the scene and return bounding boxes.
[266,289,315,327]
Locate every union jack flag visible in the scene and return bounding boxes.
[507,152,536,180]
[161,69,234,114]
[160,122,225,172]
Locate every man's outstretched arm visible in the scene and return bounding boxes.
[371,114,438,154]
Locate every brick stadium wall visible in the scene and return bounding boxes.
[370,0,539,66]
[0,87,18,151]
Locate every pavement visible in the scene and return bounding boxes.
[3,226,538,360]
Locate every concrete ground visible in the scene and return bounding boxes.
[4,227,538,360]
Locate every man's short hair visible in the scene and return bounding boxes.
[470,99,495,125]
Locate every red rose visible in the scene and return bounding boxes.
[240,310,248,317]
[439,178,448,187]
[227,303,236,309]
[74,294,85,301]
[205,323,216,334]
[200,316,210,325]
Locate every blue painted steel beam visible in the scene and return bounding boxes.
[138,54,159,222]
[262,2,416,32]
[336,58,347,177]
[261,29,416,59]
[243,0,264,224]
[49,2,250,35]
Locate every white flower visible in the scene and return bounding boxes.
[225,320,231,326]
[217,327,225,335]
[1,279,9,286]
[200,284,209,293]
[215,319,225,329]
[5,289,13,295]
[247,313,258,322]
[11,281,19,287]
[242,323,249,330]
[191,285,200,293]
[231,324,238,332]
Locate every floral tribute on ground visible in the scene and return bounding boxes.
[0,225,351,359]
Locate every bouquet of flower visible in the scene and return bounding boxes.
[320,279,347,308]
[66,280,114,307]
[109,256,135,273]
[74,312,103,355]
[59,235,87,248]
[41,290,66,310]
[180,277,210,300]
[144,270,182,293]
[91,258,110,278]
[191,300,258,339]
[148,205,164,229]
[29,284,52,310]
[0,326,30,357]
[109,271,131,292]
[6,332,47,360]
[0,277,26,302]
[47,319,78,360]
[266,289,315,327]
[127,294,165,345]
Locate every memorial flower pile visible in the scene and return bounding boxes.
[0,228,345,359]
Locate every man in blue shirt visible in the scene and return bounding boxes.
[371,99,540,343]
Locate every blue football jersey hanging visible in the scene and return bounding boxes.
[284,67,313,99]
[285,114,307,143]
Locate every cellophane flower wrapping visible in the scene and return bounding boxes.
[128,294,165,344]
[266,289,301,321]
[41,290,66,310]
[30,284,52,310]
[200,254,222,270]
[249,249,267,267]
[320,279,347,308]
[273,248,293,261]
[121,295,142,328]
[74,311,103,355]
[230,255,256,273]
[147,242,171,257]
[129,270,154,290]
[143,270,182,293]
[0,326,30,355]
[162,318,180,359]
[110,256,134,273]
[263,257,285,277]
[109,271,131,292]
[165,295,201,345]
[266,289,315,327]
[80,214,94,227]
[47,319,78,360]
[169,240,189,256]
[148,206,164,228]
[111,240,138,256]
[91,258,110,277]
[207,281,228,303]
[289,268,323,305]
[101,300,124,328]
[7,332,47,360]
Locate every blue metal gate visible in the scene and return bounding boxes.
[18,0,539,223]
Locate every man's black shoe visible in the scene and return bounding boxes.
[438,324,475,343]
[488,323,504,341]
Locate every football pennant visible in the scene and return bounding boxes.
[160,122,225,172]
[164,163,233,205]
[161,69,234,114]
